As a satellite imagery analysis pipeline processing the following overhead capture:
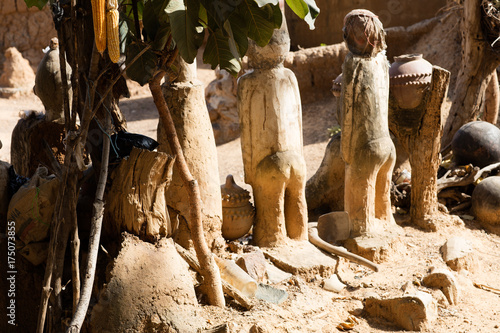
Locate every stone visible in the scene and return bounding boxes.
[236,250,267,282]
[440,236,477,272]
[262,241,338,280]
[0,47,35,97]
[341,10,397,238]
[317,211,351,243]
[238,15,307,247]
[255,283,288,304]
[90,234,203,332]
[206,69,240,144]
[265,262,292,284]
[343,229,403,263]
[364,291,437,331]
[422,268,459,305]
[323,274,346,293]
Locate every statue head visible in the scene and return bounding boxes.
[343,9,386,57]
[246,18,290,69]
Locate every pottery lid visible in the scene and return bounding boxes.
[331,73,342,97]
[221,175,251,207]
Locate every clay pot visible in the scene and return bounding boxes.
[389,54,432,109]
[472,176,500,234]
[331,73,342,98]
[451,121,500,168]
[221,175,255,240]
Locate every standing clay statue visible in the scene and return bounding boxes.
[341,10,396,237]
[34,37,72,123]
[238,19,308,247]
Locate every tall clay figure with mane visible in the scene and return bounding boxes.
[341,10,397,237]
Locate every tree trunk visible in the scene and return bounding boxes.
[484,70,499,124]
[149,73,225,307]
[442,0,500,146]
[105,148,175,241]
[389,66,451,231]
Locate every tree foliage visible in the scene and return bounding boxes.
[26,0,319,83]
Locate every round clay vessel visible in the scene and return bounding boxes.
[451,121,500,168]
[472,176,500,234]
[221,175,255,240]
[331,73,342,98]
[389,54,432,109]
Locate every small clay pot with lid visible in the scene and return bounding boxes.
[389,54,432,109]
[331,73,342,98]
[221,175,255,240]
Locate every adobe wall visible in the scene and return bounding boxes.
[0,0,56,72]
[286,0,448,49]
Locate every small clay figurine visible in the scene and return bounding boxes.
[238,19,308,247]
[34,37,72,123]
[341,10,396,237]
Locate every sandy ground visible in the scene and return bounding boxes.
[1,67,500,333]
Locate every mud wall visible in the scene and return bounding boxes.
[286,0,448,49]
[0,0,56,72]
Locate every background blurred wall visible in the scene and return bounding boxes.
[286,0,449,49]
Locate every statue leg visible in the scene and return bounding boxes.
[345,162,377,237]
[346,138,394,237]
[375,141,396,225]
[284,152,308,241]
[252,154,288,247]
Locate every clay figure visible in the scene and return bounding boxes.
[341,10,396,237]
[34,38,72,123]
[238,20,308,247]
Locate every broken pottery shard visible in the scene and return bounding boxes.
[323,274,346,293]
[265,262,292,284]
[364,291,437,331]
[440,236,477,272]
[255,283,288,304]
[423,268,459,305]
[236,250,267,282]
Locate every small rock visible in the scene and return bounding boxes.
[249,322,273,333]
[265,262,292,284]
[254,283,288,304]
[364,291,437,331]
[422,268,459,305]
[236,250,267,282]
[440,237,477,272]
[323,274,346,293]
[0,47,35,89]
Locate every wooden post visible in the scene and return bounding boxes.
[389,66,451,230]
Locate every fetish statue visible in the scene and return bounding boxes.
[238,19,308,247]
[341,10,396,237]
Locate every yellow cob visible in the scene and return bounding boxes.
[91,0,107,54]
[107,0,120,63]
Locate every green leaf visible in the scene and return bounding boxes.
[119,15,129,54]
[226,12,249,57]
[126,41,158,86]
[285,0,319,29]
[167,0,204,63]
[24,0,48,10]
[199,0,239,29]
[203,29,241,76]
[143,0,170,42]
[239,1,279,47]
